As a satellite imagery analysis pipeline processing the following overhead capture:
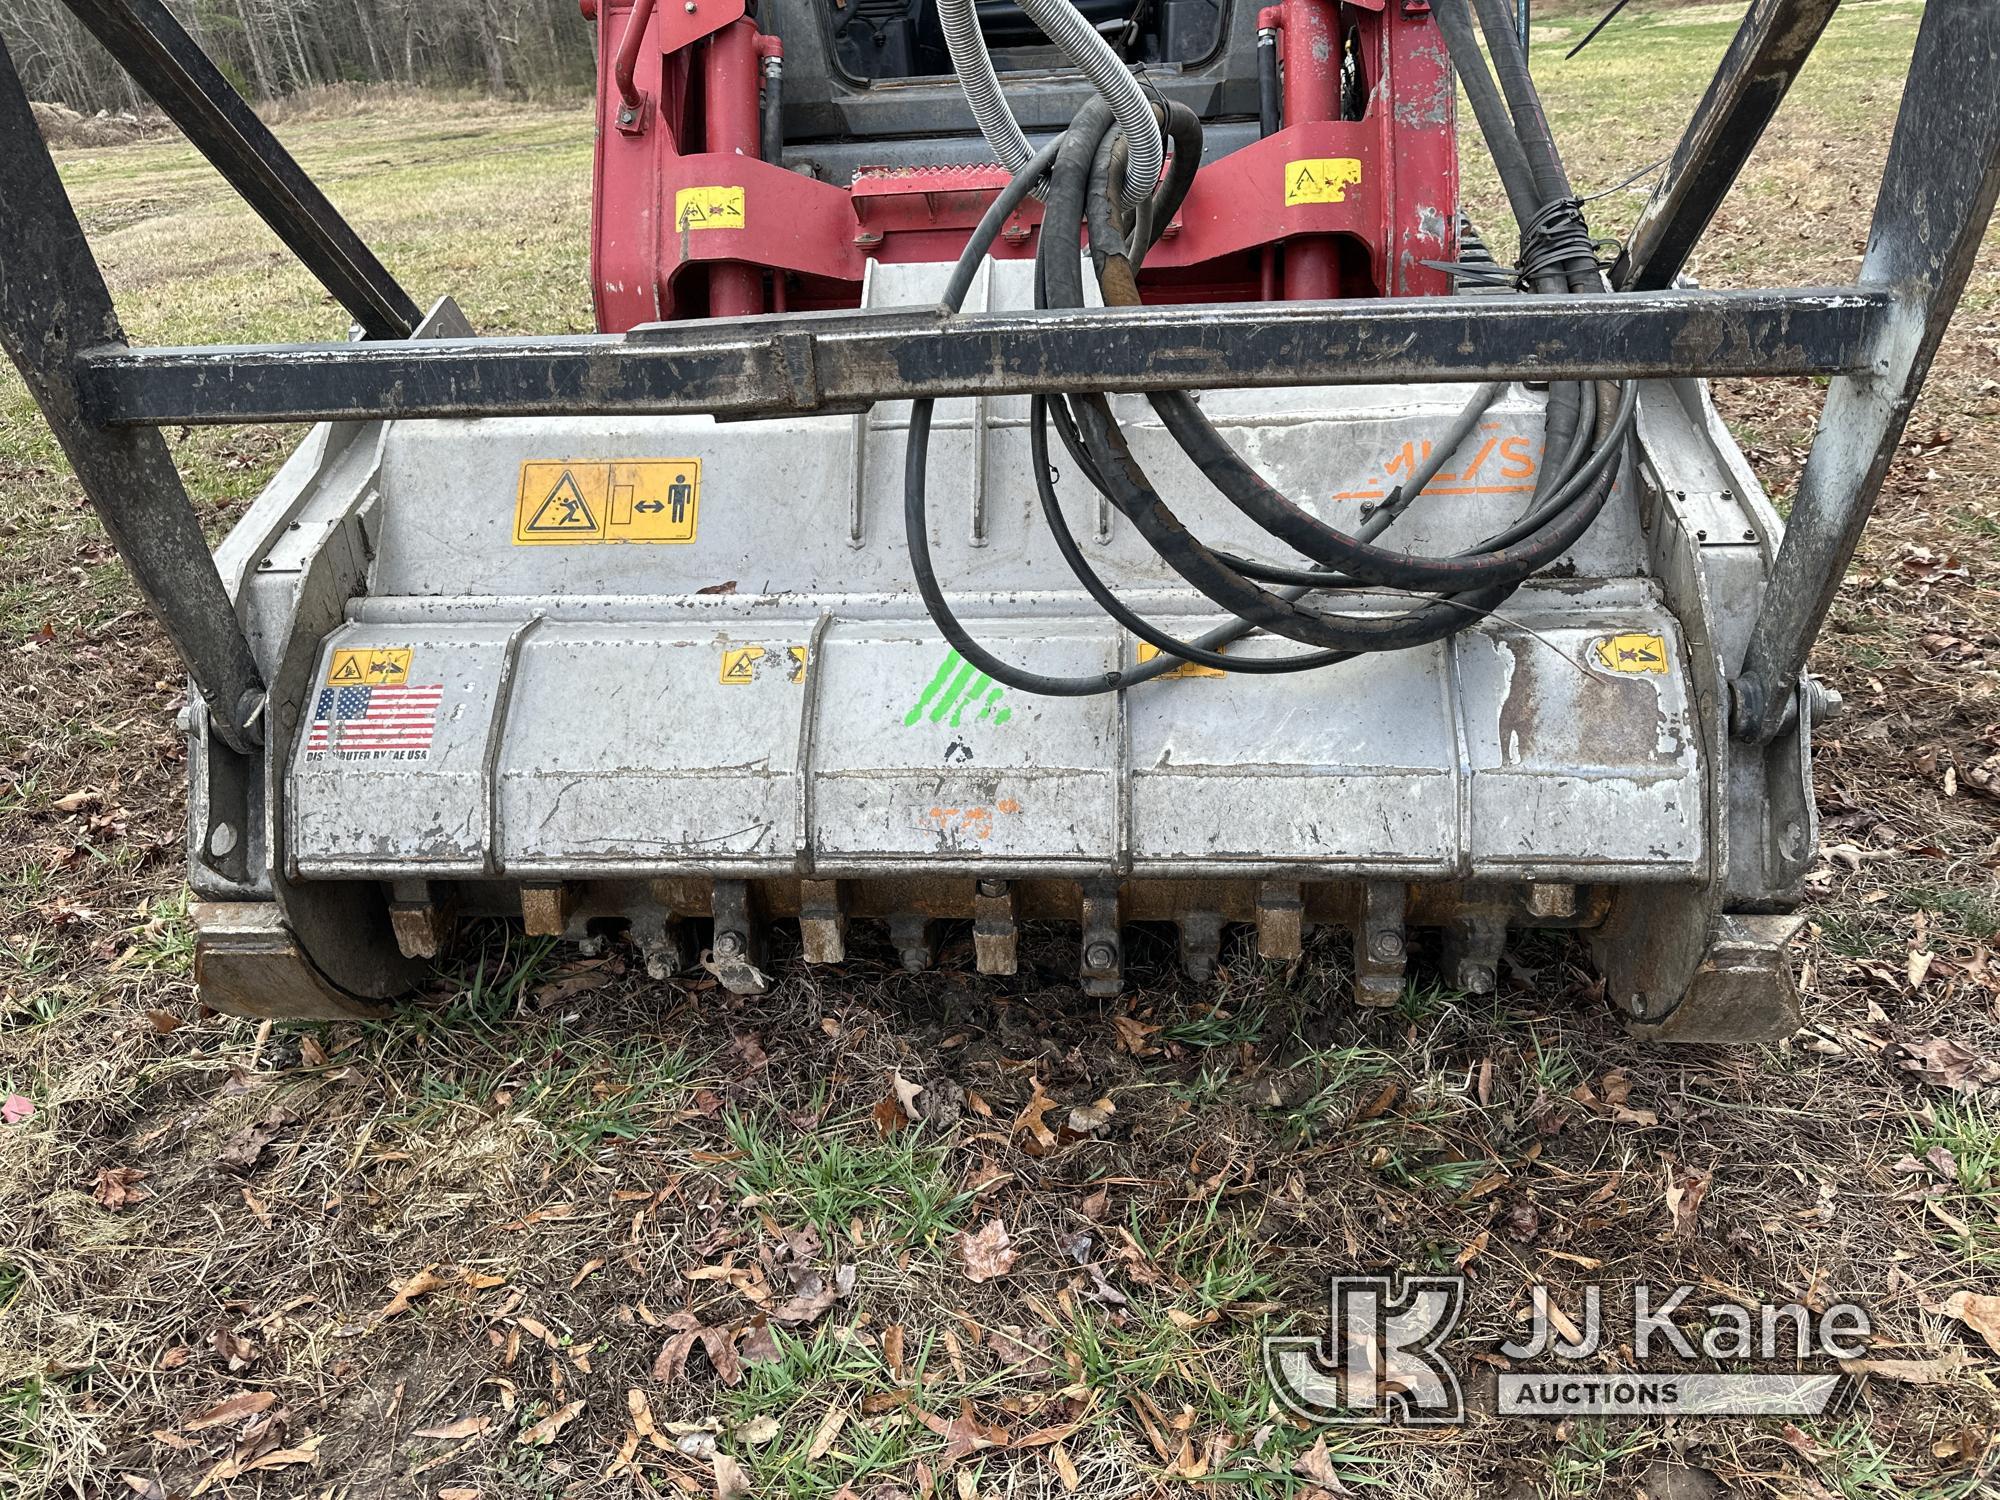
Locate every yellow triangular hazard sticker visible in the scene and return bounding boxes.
[329,655,364,683]
[525,471,598,533]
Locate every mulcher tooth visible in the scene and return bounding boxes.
[710,880,772,996]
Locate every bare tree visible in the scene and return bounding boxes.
[2,0,596,112]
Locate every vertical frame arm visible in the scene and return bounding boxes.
[0,36,267,754]
[55,0,422,340]
[1734,0,2000,743]
[1613,0,1841,292]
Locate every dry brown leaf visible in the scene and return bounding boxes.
[569,1257,607,1290]
[1051,1440,1081,1493]
[1294,1436,1352,1496]
[93,1166,151,1211]
[956,1218,1018,1283]
[884,1324,907,1381]
[871,1094,907,1137]
[807,1404,848,1461]
[439,1488,481,1500]
[183,1390,276,1432]
[1532,1286,1584,1347]
[413,1414,491,1440]
[1942,1289,2000,1355]
[1013,1077,1059,1154]
[739,1316,781,1366]
[1111,1016,1161,1056]
[1890,1037,2000,1094]
[914,1400,1009,1466]
[1661,1154,1711,1241]
[516,1399,584,1446]
[712,1452,753,1500]
[378,1265,450,1320]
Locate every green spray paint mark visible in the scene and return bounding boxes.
[929,657,977,724]
[903,649,1011,728]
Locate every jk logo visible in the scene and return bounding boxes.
[1264,1275,1465,1426]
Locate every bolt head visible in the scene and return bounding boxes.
[1083,941,1117,972]
[715,930,745,957]
[976,878,1007,898]
[684,2,696,10]
[207,822,238,858]
[1370,929,1405,961]
[1460,963,1497,995]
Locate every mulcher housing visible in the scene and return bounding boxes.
[4,0,1998,1039]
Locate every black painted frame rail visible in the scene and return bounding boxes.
[75,287,1890,427]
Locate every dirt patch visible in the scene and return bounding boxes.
[29,101,162,149]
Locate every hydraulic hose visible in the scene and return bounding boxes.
[1013,0,1162,201]
[937,0,1162,203]
[936,0,1036,180]
[903,0,1635,695]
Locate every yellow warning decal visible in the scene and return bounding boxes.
[1592,633,1670,675]
[1137,641,1227,679]
[327,647,412,686]
[514,460,701,545]
[675,186,746,232]
[1284,157,1364,206]
[787,646,809,684]
[720,646,764,684]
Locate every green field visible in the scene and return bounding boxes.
[4,3,2000,1496]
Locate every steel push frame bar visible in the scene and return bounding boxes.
[2,0,1997,754]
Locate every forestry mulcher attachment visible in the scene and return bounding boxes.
[5,0,1997,1039]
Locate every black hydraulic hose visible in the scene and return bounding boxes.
[1067,121,1600,594]
[1043,120,1524,653]
[1257,28,1280,138]
[904,17,1635,694]
[1470,0,1603,290]
[908,120,1222,695]
[1433,0,1544,253]
[760,59,783,166]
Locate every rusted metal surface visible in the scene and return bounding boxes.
[74,287,1889,428]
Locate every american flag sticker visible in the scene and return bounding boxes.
[303,683,444,761]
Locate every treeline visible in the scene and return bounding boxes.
[4,0,596,114]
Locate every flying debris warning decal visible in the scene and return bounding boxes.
[675,186,746,231]
[719,646,764,684]
[514,460,701,545]
[1284,158,1364,206]
[303,680,442,761]
[718,645,809,684]
[1592,633,1671,675]
[327,646,412,686]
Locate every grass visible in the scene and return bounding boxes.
[725,1110,972,1245]
[4,4,2000,1497]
